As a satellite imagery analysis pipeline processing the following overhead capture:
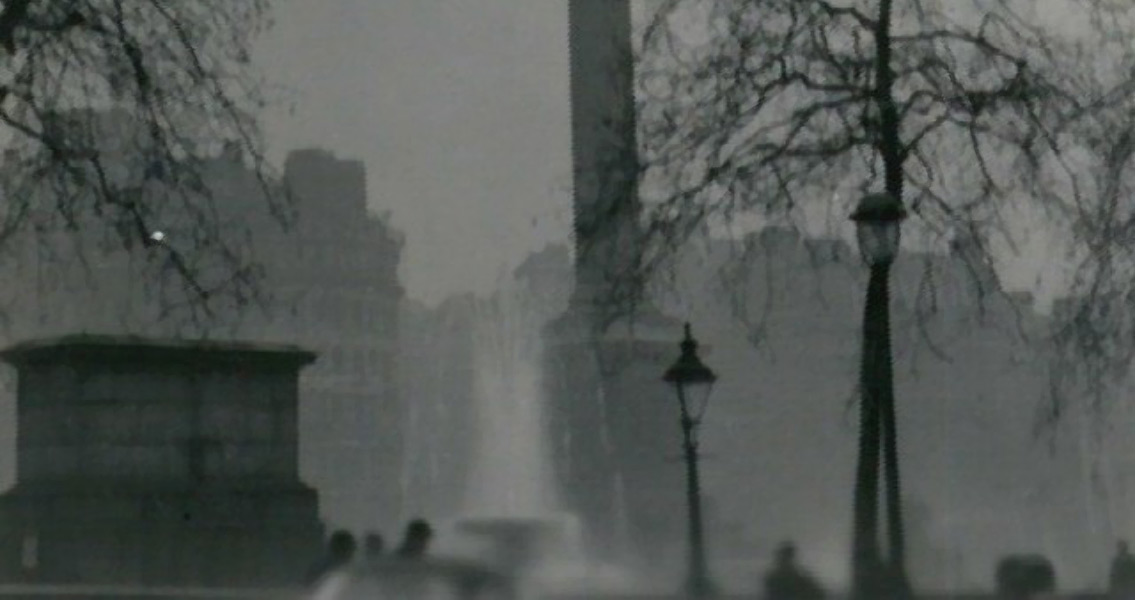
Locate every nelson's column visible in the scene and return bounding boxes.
[544,0,685,569]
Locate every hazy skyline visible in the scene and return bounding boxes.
[252,1,1079,310]
[256,0,574,305]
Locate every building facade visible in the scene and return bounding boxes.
[279,149,406,537]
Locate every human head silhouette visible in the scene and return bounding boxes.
[364,532,385,558]
[327,529,357,563]
[399,519,434,558]
[775,542,797,567]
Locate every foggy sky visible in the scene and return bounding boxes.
[256,0,574,305]
[252,1,1085,309]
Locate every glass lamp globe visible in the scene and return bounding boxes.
[851,193,907,266]
[663,323,717,419]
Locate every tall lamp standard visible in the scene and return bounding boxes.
[664,323,718,598]
[849,193,911,600]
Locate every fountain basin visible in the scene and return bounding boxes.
[456,517,568,574]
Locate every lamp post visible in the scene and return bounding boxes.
[849,193,911,600]
[664,323,718,598]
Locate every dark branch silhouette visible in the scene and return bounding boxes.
[621,1,1135,394]
[0,0,284,330]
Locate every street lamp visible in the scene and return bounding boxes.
[663,322,717,598]
[849,193,911,600]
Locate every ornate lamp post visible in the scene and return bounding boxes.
[850,193,911,600]
[664,323,718,598]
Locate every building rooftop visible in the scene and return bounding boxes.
[0,334,317,368]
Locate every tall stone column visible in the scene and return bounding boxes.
[544,0,684,569]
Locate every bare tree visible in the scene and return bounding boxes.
[617,1,1135,595]
[0,0,283,329]
[622,0,1135,406]
[1035,6,1135,423]
[630,0,1130,308]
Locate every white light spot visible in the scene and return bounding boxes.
[149,231,166,243]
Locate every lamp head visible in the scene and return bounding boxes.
[664,323,717,421]
[663,323,717,386]
[851,193,906,266]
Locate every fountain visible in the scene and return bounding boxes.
[443,277,645,596]
[446,0,672,593]
[462,279,557,518]
[430,4,662,585]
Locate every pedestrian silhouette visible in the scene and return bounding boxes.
[764,542,825,600]
[364,532,385,562]
[1111,541,1135,599]
[382,519,437,600]
[306,529,357,588]
[396,519,434,560]
[996,554,1055,600]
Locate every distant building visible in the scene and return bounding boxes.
[398,293,481,520]
[0,141,406,535]
[279,149,406,536]
[0,335,321,586]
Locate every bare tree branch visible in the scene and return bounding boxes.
[0,0,282,331]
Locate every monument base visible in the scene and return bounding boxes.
[0,483,323,587]
[543,298,687,570]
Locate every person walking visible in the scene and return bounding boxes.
[306,530,358,600]
[363,532,385,563]
[1111,541,1135,599]
[306,530,358,587]
[764,542,825,600]
[396,519,434,560]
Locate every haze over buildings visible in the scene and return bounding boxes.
[254,0,1083,309]
[0,140,407,536]
[0,111,1125,596]
[0,0,1125,594]
[257,0,574,305]
[399,228,1135,592]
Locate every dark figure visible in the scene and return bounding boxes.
[995,554,1056,600]
[764,542,825,600]
[397,519,434,560]
[382,520,437,600]
[364,532,385,561]
[306,529,358,587]
[1111,541,1135,599]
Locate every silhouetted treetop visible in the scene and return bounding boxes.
[621,0,1135,405]
[0,0,282,328]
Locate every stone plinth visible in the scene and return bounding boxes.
[0,335,323,587]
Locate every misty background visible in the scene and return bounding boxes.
[0,0,1128,595]
[240,0,1135,590]
[257,0,574,305]
[255,1,1078,310]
